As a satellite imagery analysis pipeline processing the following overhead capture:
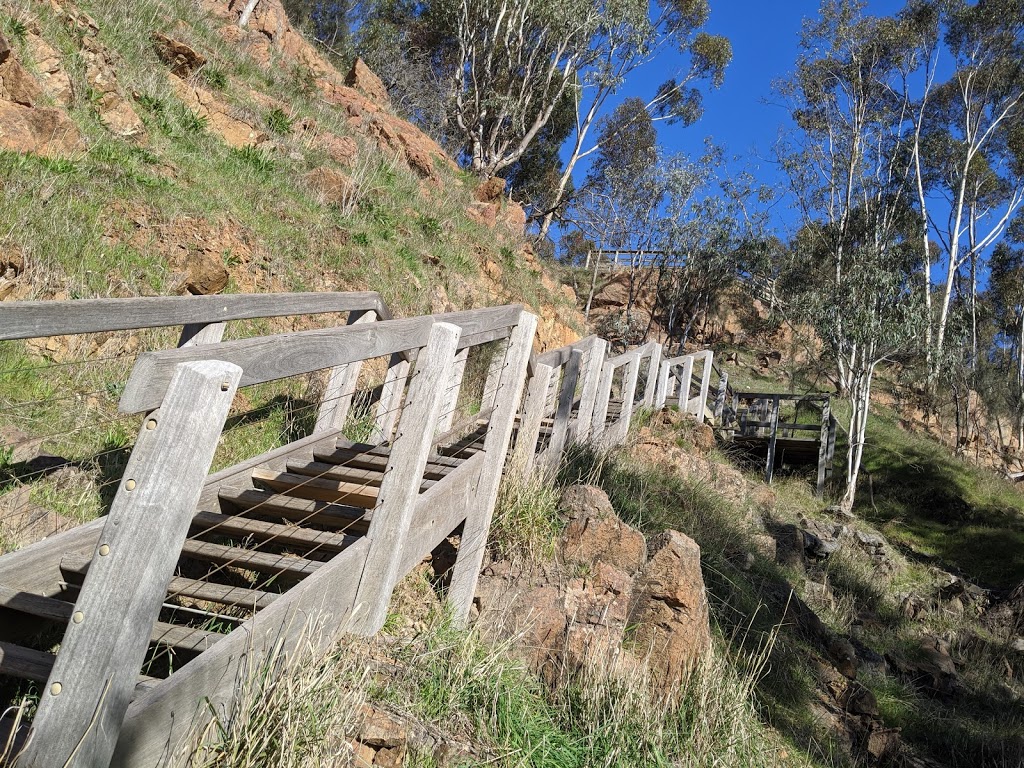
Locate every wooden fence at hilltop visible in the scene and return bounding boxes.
[0,291,720,767]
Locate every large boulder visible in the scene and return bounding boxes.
[560,485,646,573]
[628,530,711,691]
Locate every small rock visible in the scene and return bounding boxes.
[474,176,506,202]
[802,528,840,558]
[304,167,356,208]
[181,250,228,295]
[561,487,646,573]
[1,245,25,277]
[345,57,390,106]
[828,636,858,678]
[841,680,879,716]
[0,31,11,65]
[465,201,497,227]
[151,32,206,78]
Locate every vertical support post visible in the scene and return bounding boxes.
[765,395,780,484]
[642,343,662,408]
[315,311,376,433]
[511,362,554,478]
[480,338,511,412]
[680,356,695,415]
[21,361,241,768]
[607,354,640,446]
[655,359,670,410]
[177,321,226,347]
[350,322,462,635]
[373,352,411,443]
[436,347,469,434]
[826,413,837,479]
[816,398,831,498]
[574,338,606,441]
[591,360,616,438]
[713,370,728,425]
[697,351,713,421]
[450,312,538,626]
[542,350,582,474]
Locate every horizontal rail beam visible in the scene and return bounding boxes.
[0,292,390,340]
[119,305,524,413]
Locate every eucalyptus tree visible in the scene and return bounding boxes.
[536,0,730,236]
[916,0,1024,381]
[437,0,601,175]
[778,0,926,511]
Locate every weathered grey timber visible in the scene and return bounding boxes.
[448,313,538,625]
[314,311,376,433]
[374,352,412,442]
[119,305,523,413]
[0,292,388,340]
[542,349,582,474]
[511,361,554,477]
[574,338,607,441]
[20,360,242,768]
[350,322,461,634]
[436,347,469,435]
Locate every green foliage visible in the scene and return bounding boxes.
[266,108,294,135]
[230,145,275,177]
[202,66,229,90]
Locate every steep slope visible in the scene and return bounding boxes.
[0,0,581,349]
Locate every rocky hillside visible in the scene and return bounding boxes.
[0,0,581,349]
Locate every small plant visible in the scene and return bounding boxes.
[265,107,294,136]
[201,66,229,90]
[4,17,28,41]
[230,145,274,177]
[352,232,370,246]
[418,216,443,239]
[176,106,208,136]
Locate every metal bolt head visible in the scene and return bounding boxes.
[125,479,137,491]
[50,682,62,696]
[146,419,158,430]
[221,381,231,391]
[98,544,110,556]
[72,611,84,624]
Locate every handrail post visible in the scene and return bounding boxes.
[816,398,831,498]
[512,362,554,478]
[591,360,616,438]
[314,311,376,433]
[352,321,464,634]
[436,347,469,435]
[450,312,538,625]
[697,351,714,421]
[177,321,226,347]
[542,349,582,475]
[574,338,606,442]
[373,352,411,443]
[713,370,729,425]
[765,395,780,484]
[642,343,661,407]
[681,356,695,414]
[655,359,670,410]
[606,353,640,447]
[20,360,241,768]
[350,322,462,635]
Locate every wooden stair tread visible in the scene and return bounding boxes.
[0,585,223,654]
[342,441,463,468]
[310,449,452,480]
[180,540,322,579]
[0,640,55,684]
[191,510,357,554]
[251,468,379,508]
[284,460,438,491]
[60,556,279,611]
[217,487,370,530]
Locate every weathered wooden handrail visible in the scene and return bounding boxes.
[0,291,711,766]
[0,291,392,341]
[655,349,713,419]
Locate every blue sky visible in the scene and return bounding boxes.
[578,0,909,235]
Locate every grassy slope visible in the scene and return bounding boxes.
[0,0,581,540]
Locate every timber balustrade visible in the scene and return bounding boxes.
[0,291,715,767]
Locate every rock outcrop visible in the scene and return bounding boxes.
[475,485,711,696]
